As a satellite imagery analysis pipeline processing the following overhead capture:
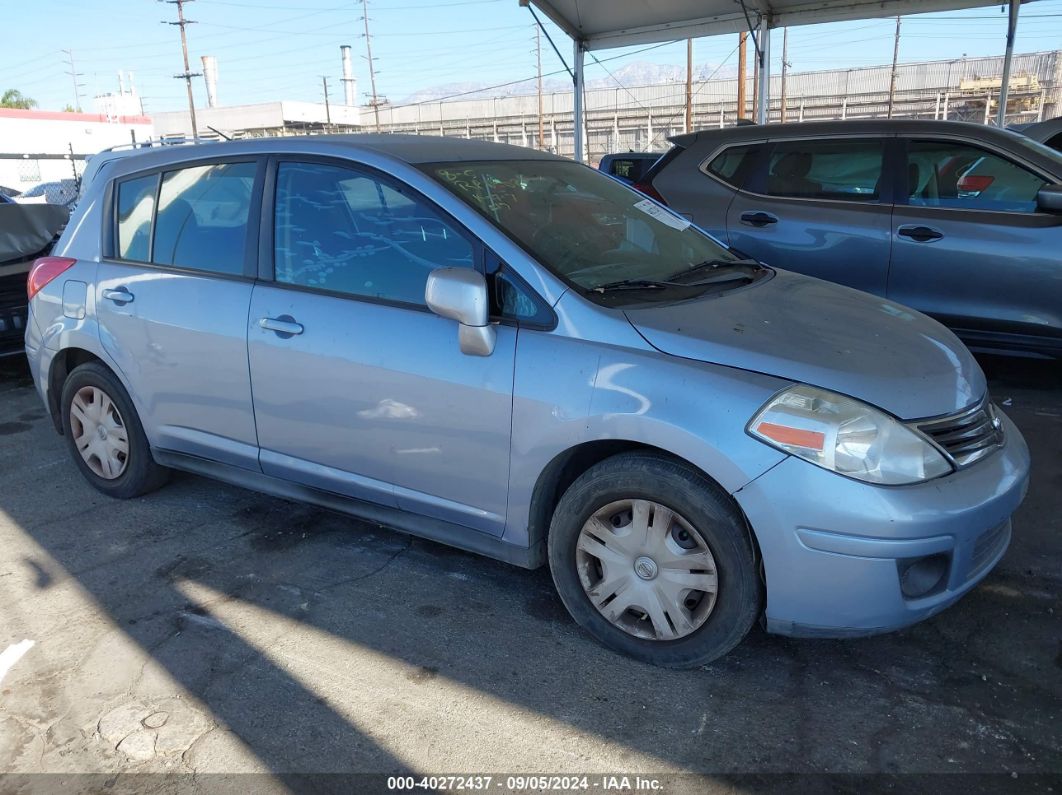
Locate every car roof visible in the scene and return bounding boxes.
[92,133,565,177]
[669,118,1034,148]
[1015,116,1062,142]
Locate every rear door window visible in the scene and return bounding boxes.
[765,139,884,201]
[153,162,256,274]
[116,174,158,261]
[905,140,1047,213]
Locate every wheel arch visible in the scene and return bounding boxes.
[46,347,109,434]
[527,440,764,572]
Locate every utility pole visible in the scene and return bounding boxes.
[536,25,545,150]
[361,0,381,132]
[162,0,201,142]
[321,76,332,129]
[61,49,83,112]
[737,31,747,120]
[780,28,789,122]
[752,41,759,121]
[887,15,901,119]
[685,38,693,133]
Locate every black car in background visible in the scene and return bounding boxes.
[0,203,69,356]
[598,151,660,184]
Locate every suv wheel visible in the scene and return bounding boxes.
[548,452,761,668]
[60,362,169,498]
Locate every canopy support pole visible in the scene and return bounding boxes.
[755,16,771,124]
[573,39,586,161]
[996,0,1020,127]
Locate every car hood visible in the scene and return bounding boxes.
[623,269,986,420]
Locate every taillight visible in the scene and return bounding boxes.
[633,180,668,206]
[27,256,77,299]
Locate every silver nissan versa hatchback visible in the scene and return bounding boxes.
[25,136,1030,668]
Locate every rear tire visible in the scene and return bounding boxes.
[60,362,169,499]
[548,452,761,668]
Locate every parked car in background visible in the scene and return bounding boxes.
[599,151,660,184]
[1011,116,1062,152]
[639,119,1062,358]
[0,202,68,355]
[26,135,1028,667]
[15,179,78,209]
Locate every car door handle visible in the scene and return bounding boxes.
[258,316,304,337]
[101,287,134,304]
[740,211,778,227]
[897,225,944,243]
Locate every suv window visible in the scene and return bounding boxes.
[153,162,256,274]
[274,162,475,306]
[906,140,1047,212]
[766,139,884,201]
[116,174,158,261]
[705,144,757,188]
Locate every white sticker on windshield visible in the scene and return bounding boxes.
[633,198,691,231]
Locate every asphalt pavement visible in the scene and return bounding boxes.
[0,352,1059,793]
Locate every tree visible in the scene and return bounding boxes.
[1,89,38,109]
[62,104,76,113]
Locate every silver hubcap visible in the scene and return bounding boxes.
[576,499,718,641]
[70,386,129,480]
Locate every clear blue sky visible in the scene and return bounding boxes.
[5,0,1062,113]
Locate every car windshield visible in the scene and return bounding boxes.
[423,159,757,303]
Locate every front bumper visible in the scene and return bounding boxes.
[734,410,1030,638]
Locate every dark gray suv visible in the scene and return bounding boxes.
[640,120,1062,358]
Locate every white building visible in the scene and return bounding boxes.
[0,108,153,194]
[151,101,360,141]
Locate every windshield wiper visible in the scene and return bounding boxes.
[667,258,761,283]
[593,278,674,293]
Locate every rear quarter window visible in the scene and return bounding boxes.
[116,174,158,261]
[704,144,759,188]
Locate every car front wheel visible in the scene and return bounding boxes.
[548,452,761,668]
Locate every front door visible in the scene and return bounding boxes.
[889,137,1062,353]
[247,160,516,536]
[96,160,262,469]
[726,137,894,296]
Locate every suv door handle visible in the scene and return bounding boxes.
[897,225,944,242]
[101,287,134,305]
[740,211,778,227]
[259,316,304,337]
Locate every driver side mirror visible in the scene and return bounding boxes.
[425,268,496,356]
[1036,183,1062,213]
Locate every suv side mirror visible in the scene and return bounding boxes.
[1036,183,1062,213]
[425,268,496,356]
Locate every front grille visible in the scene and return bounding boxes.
[970,520,1010,577]
[913,399,1004,468]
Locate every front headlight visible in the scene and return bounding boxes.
[748,384,952,485]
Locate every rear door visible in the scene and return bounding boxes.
[725,136,896,296]
[889,137,1062,352]
[96,159,263,469]
[246,158,516,535]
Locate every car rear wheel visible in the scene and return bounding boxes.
[548,452,761,668]
[61,362,169,499]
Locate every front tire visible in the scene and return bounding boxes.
[60,362,169,499]
[548,452,761,668]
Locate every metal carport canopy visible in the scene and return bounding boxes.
[527,0,1030,160]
